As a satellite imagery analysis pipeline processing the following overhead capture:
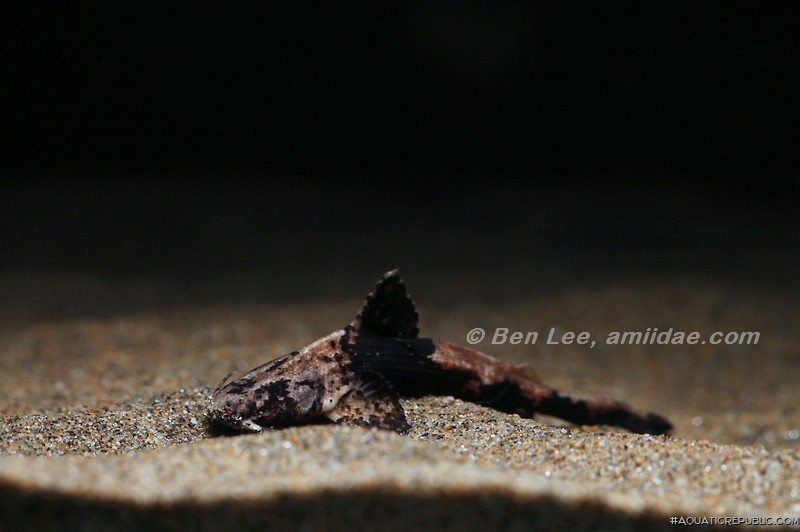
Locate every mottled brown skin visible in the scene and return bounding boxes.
[208,270,672,435]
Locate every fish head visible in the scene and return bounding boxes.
[206,357,325,433]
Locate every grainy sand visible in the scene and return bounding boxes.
[1,274,799,530]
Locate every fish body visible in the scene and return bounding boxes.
[208,270,672,435]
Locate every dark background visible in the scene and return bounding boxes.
[2,3,798,306]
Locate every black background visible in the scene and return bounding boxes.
[3,3,798,294]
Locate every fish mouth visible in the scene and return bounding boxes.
[206,395,247,432]
[207,410,267,435]
[206,394,270,434]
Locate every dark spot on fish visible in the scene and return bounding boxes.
[257,378,291,398]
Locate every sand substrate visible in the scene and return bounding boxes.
[1,277,799,530]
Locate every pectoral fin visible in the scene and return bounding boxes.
[325,373,410,433]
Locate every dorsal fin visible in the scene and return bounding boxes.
[350,269,419,339]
